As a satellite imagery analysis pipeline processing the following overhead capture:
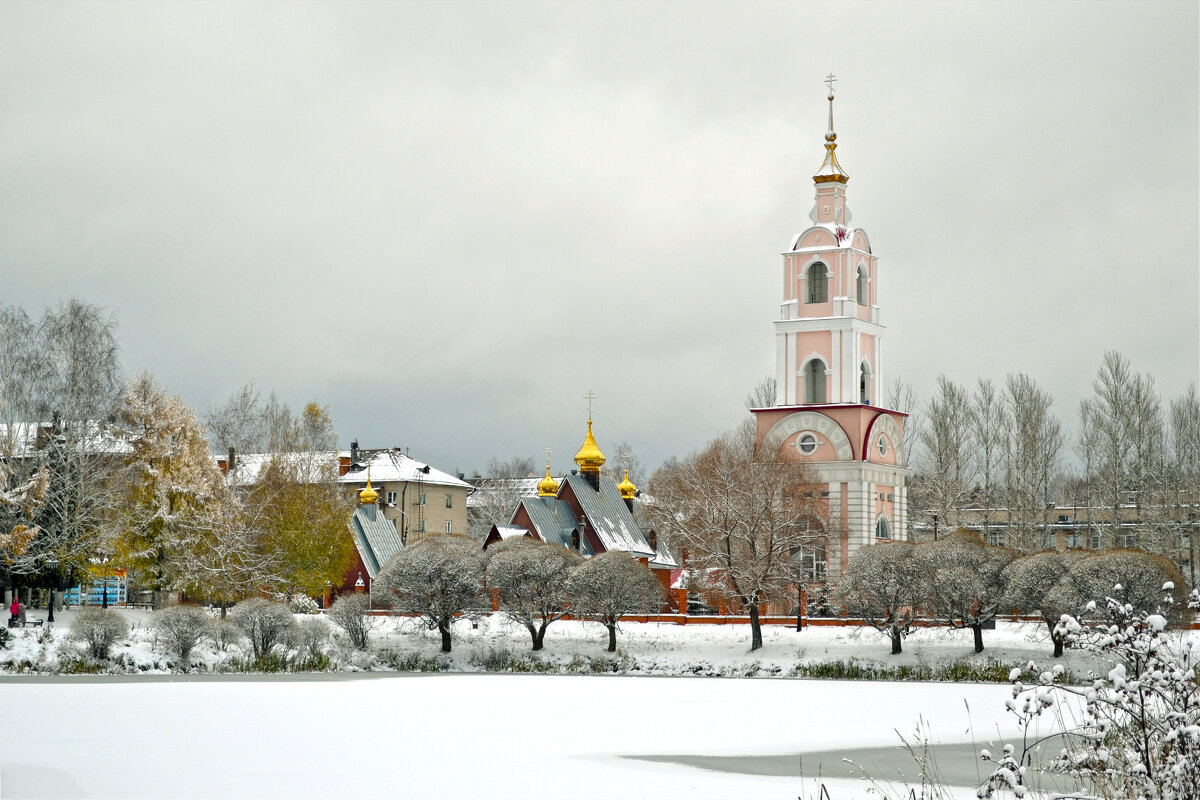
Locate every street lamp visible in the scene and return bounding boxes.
[46,559,59,624]
[99,554,110,608]
[932,513,939,542]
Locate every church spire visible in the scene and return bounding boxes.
[813,74,849,185]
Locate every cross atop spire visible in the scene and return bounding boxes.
[583,390,598,421]
[813,75,849,185]
[544,448,552,468]
[824,72,837,96]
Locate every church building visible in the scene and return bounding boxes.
[750,81,909,582]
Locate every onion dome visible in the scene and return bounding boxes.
[359,478,378,505]
[573,419,606,474]
[617,468,637,501]
[813,83,849,185]
[537,465,559,497]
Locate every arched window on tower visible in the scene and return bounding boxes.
[803,360,827,404]
[856,265,868,306]
[875,515,891,540]
[806,263,828,304]
[859,361,872,405]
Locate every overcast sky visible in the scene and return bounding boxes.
[2,1,1197,477]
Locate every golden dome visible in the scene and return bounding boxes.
[359,478,378,505]
[573,419,606,474]
[617,468,637,501]
[537,465,559,497]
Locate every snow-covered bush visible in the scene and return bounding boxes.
[152,605,210,668]
[836,541,927,654]
[328,593,373,650]
[285,593,319,615]
[69,608,129,659]
[291,617,332,669]
[229,598,296,660]
[980,584,1199,800]
[209,616,244,652]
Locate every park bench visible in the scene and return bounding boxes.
[7,618,44,629]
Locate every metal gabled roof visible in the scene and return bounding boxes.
[349,505,404,578]
[561,473,654,558]
[516,495,593,556]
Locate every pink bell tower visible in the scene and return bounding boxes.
[751,76,909,581]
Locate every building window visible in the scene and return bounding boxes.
[803,360,827,403]
[877,435,888,457]
[856,265,868,306]
[418,519,426,532]
[386,491,397,506]
[805,263,828,303]
[1066,532,1083,549]
[419,493,427,506]
[860,362,872,405]
[793,544,827,581]
[875,516,891,540]
[986,529,1003,547]
[445,495,452,508]
[570,529,580,551]
[797,432,818,455]
[444,521,452,533]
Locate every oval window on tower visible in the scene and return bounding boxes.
[877,435,888,457]
[797,433,818,455]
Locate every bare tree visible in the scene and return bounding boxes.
[646,424,825,650]
[1003,373,1064,553]
[971,379,1008,543]
[917,530,1015,653]
[485,537,581,651]
[152,605,211,669]
[467,455,536,541]
[836,541,927,655]
[374,533,485,652]
[205,383,267,456]
[1169,384,1200,586]
[744,375,777,410]
[567,551,664,651]
[229,597,297,660]
[886,377,920,463]
[916,375,976,532]
[1000,550,1090,657]
[329,593,374,650]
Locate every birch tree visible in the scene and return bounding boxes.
[915,375,976,533]
[1169,384,1200,586]
[1003,374,1064,553]
[971,379,1008,543]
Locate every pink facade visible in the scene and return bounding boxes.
[751,87,910,581]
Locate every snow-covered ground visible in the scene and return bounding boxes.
[0,674,1062,800]
[2,609,1194,798]
[7,606,1192,678]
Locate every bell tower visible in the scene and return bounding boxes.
[751,77,909,581]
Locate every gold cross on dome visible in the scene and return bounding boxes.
[544,448,552,469]
[825,73,837,95]
[583,390,598,421]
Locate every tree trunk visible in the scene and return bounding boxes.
[890,623,903,655]
[1046,619,1064,658]
[748,601,763,651]
[971,623,985,654]
[439,620,452,653]
[607,623,617,652]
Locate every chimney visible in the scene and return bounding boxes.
[227,447,236,475]
[350,440,359,464]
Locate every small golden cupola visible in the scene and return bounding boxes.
[617,468,637,501]
[537,464,559,497]
[359,476,379,505]
[573,419,606,475]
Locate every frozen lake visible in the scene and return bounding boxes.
[0,674,1067,799]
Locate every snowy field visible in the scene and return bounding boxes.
[0,673,1069,800]
[5,609,1188,798]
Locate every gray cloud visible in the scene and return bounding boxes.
[2,1,1196,475]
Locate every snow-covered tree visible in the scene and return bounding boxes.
[1045,549,1187,626]
[69,607,128,660]
[112,373,225,603]
[836,541,927,655]
[971,378,1009,543]
[917,530,1015,652]
[647,423,825,651]
[567,550,664,652]
[485,537,581,651]
[375,533,484,653]
[1000,549,1090,657]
